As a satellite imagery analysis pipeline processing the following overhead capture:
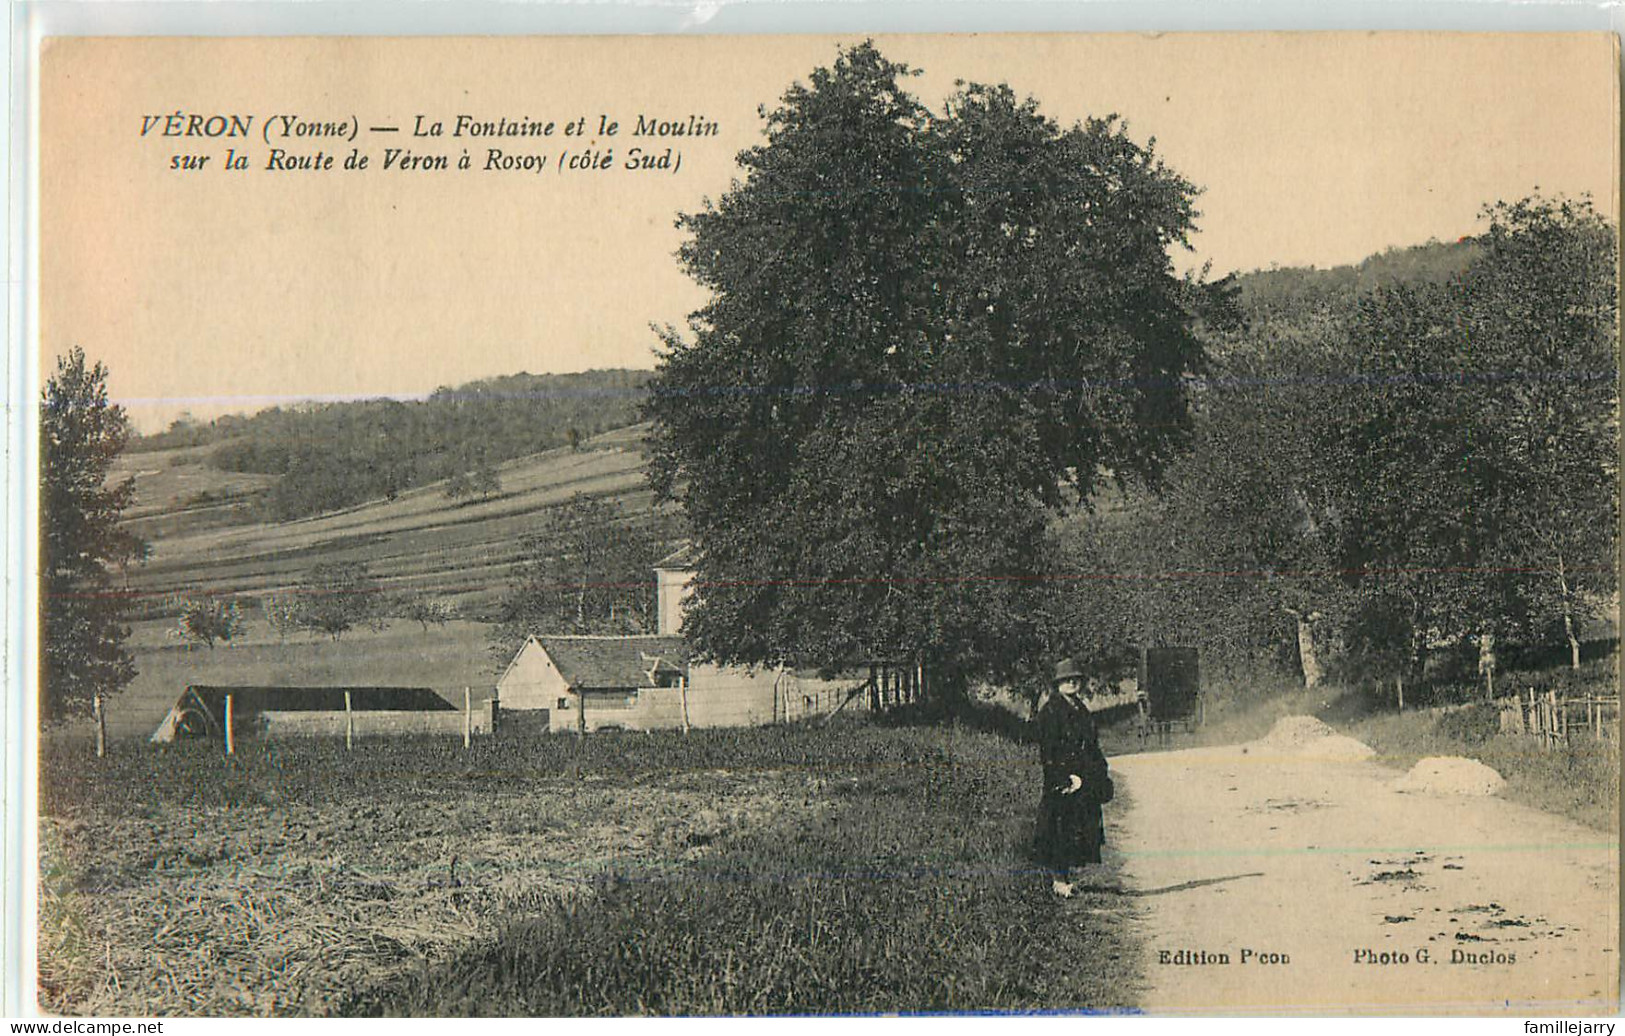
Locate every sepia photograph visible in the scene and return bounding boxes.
[33,32,1620,1017]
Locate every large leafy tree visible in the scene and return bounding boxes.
[1042,200,1616,697]
[1148,318,1356,683]
[1037,316,1358,691]
[1460,197,1617,668]
[1328,280,1495,684]
[1328,197,1617,682]
[646,43,1207,694]
[1205,196,1615,692]
[40,347,143,723]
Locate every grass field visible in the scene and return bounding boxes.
[1336,661,1622,832]
[39,720,1139,1017]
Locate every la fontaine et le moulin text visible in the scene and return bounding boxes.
[138,111,720,176]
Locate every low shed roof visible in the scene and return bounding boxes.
[530,635,690,690]
[151,685,455,741]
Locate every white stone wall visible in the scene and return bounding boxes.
[655,567,695,635]
[497,640,572,713]
[260,708,491,738]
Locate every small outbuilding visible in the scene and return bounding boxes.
[497,634,692,734]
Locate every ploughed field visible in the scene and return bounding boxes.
[39,721,1142,1016]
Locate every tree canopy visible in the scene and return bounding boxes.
[646,43,1210,690]
[295,562,386,641]
[175,595,247,650]
[491,494,667,661]
[1046,195,1618,695]
[1337,197,1618,669]
[40,347,143,722]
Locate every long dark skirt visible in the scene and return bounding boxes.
[1033,791,1105,871]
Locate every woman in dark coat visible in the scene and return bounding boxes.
[1033,657,1114,896]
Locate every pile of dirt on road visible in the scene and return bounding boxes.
[1253,715,1376,761]
[1393,756,1506,796]
[1260,716,1336,745]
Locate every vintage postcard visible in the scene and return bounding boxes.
[34,34,1619,1017]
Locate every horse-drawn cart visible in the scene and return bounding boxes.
[1136,647,1202,745]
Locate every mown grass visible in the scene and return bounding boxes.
[42,719,1030,812]
[41,720,1142,1016]
[338,721,1141,1017]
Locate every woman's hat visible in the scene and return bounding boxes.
[1052,657,1086,684]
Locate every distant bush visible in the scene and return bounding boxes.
[1433,702,1500,745]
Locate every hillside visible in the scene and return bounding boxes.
[117,421,675,620]
[101,241,1505,738]
[108,421,677,737]
[110,243,1481,626]
[126,369,653,523]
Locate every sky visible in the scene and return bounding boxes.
[41,33,1619,433]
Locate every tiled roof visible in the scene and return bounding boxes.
[192,686,456,711]
[182,686,455,719]
[532,635,691,689]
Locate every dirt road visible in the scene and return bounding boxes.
[1108,726,1619,1015]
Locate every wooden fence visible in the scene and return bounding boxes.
[1498,687,1619,748]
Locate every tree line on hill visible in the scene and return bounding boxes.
[132,369,651,521]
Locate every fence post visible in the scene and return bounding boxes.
[93,694,106,758]
[679,675,691,734]
[224,694,235,756]
[344,690,354,751]
[1396,676,1404,713]
[464,686,472,749]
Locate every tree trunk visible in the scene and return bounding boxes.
[1406,619,1428,690]
[1557,550,1581,670]
[1296,615,1323,688]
